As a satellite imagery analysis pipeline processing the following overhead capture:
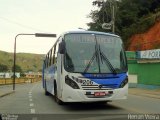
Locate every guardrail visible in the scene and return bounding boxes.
[0,78,41,85]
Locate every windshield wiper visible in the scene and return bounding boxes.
[99,46,117,75]
[83,45,99,73]
[83,35,101,73]
[83,34,117,74]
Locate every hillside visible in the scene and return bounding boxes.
[128,15,160,51]
[0,50,44,72]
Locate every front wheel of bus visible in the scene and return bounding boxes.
[44,80,50,96]
[45,88,50,96]
[54,83,63,105]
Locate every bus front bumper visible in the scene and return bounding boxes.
[61,84,128,102]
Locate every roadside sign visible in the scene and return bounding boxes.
[102,22,112,30]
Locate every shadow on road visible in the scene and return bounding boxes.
[47,94,122,112]
[65,102,120,110]
[63,102,121,111]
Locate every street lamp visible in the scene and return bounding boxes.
[13,33,56,90]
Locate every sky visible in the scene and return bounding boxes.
[0,0,95,54]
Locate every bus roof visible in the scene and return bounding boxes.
[62,30,120,38]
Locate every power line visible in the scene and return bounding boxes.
[0,16,47,32]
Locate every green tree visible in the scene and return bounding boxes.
[38,69,42,72]
[0,64,8,72]
[12,65,22,73]
[87,1,113,32]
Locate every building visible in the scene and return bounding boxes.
[25,72,42,78]
[0,72,20,78]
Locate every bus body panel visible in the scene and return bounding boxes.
[58,71,128,102]
[61,83,128,102]
[44,66,55,94]
[55,53,64,98]
[44,53,64,97]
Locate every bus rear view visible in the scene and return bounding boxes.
[42,31,128,104]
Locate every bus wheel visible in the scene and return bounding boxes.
[45,88,50,96]
[54,84,63,105]
[44,81,50,96]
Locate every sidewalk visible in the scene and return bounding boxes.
[129,88,160,99]
[0,85,15,98]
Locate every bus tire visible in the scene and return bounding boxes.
[45,88,50,96]
[54,83,63,105]
[44,80,50,96]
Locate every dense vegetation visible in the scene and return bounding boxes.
[0,50,44,72]
[87,0,160,49]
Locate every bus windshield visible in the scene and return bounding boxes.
[64,33,127,74]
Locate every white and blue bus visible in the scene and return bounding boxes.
[42,30,128,104]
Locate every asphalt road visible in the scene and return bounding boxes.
[0,82,160,120]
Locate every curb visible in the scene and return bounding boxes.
[0,91,15,98]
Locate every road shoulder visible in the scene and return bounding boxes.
[129,88,160,99]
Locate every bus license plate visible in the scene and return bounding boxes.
[94,92,106,96]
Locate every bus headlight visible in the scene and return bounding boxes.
[119,77,128,88]
[65,75,80,89]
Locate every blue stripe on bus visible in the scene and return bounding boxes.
[81,73,127,88]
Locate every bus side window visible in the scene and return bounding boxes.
[49,49,52,66]
[51,47,54,65]
[53,44,56,64]
[43,60,46,69]
[47,53,49,68]
[55,37,61,63]
[45,55,48,68]
[55,43,58,63]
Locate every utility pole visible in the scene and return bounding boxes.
[92,0,116,33]
[112,0,115,33]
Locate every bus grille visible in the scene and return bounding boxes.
[81,84,117,90]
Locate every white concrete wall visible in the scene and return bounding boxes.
[129,74,137,83]
[128,74,137,88]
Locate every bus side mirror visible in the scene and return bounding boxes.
[59,41,65,54]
